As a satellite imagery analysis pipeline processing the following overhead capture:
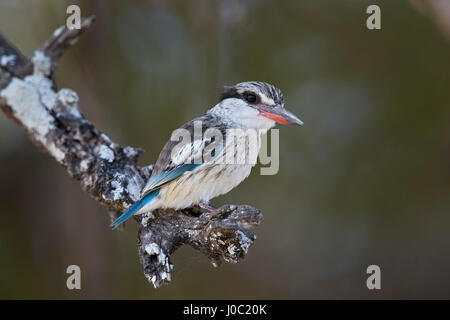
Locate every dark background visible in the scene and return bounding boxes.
[1,0,450,299]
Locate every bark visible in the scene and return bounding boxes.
[0,17,262,288]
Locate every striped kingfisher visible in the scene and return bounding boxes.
[111,81,303,229]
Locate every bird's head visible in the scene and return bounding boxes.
[209,81,303,130]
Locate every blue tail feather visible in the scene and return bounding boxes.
[110,189,160,229]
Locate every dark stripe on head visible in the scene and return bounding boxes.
[219,81,284,106]
[219,86,240,101]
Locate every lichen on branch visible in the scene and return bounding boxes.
[0,17,262,288]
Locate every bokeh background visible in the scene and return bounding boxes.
[1,0,450,299]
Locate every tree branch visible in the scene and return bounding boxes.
[0,17,263,288]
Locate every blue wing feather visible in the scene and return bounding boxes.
[143,163,201,195]
[111,139,224,229]
[143,137,224,195]
[110,189,160,229]
[111,163,201,229]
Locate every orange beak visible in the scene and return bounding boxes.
[257,105,304,126]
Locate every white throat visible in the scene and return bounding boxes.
[208,98,276,131]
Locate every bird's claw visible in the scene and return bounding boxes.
[198,201,217,212]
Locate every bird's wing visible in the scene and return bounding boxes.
[141,116,225,197]
[141,163,201,196]
[141,142,202,193]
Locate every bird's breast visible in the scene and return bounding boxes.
[158,163,253,209]
[156,128,262,209]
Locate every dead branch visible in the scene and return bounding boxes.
[0,17,262,288]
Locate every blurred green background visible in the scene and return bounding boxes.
[1,0,450,299]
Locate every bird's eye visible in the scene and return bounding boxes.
[245,94,257,103]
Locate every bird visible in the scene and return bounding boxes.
[110,81,303,229]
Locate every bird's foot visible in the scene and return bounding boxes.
[199,201,217,212]
[198,201,217,219]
